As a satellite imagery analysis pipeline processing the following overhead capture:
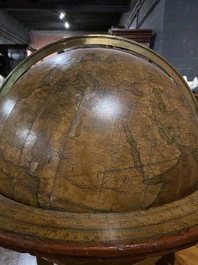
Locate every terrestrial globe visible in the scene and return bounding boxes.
[0,35,197,265]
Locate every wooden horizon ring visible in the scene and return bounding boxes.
[0,189,197,258]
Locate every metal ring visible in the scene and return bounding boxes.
[1,34,197,115]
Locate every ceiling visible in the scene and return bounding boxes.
[0,0,134,34]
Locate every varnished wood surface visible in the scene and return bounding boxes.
[0,47,197,264]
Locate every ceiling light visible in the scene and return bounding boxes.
[59,11,66,20]
[64,21,70,29]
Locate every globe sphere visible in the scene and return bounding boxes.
[0,47,198,214]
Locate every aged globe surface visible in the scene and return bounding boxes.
[0,47,198,214]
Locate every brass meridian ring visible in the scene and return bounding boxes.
[1,35,198,115]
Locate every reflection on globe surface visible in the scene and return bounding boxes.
[0,47,198,214]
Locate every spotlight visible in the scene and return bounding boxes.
[64,21,70,29]
[59,11,65,20]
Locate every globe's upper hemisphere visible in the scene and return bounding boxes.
[0,47,197,213]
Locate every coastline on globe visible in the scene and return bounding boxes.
[0,47,197,213]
